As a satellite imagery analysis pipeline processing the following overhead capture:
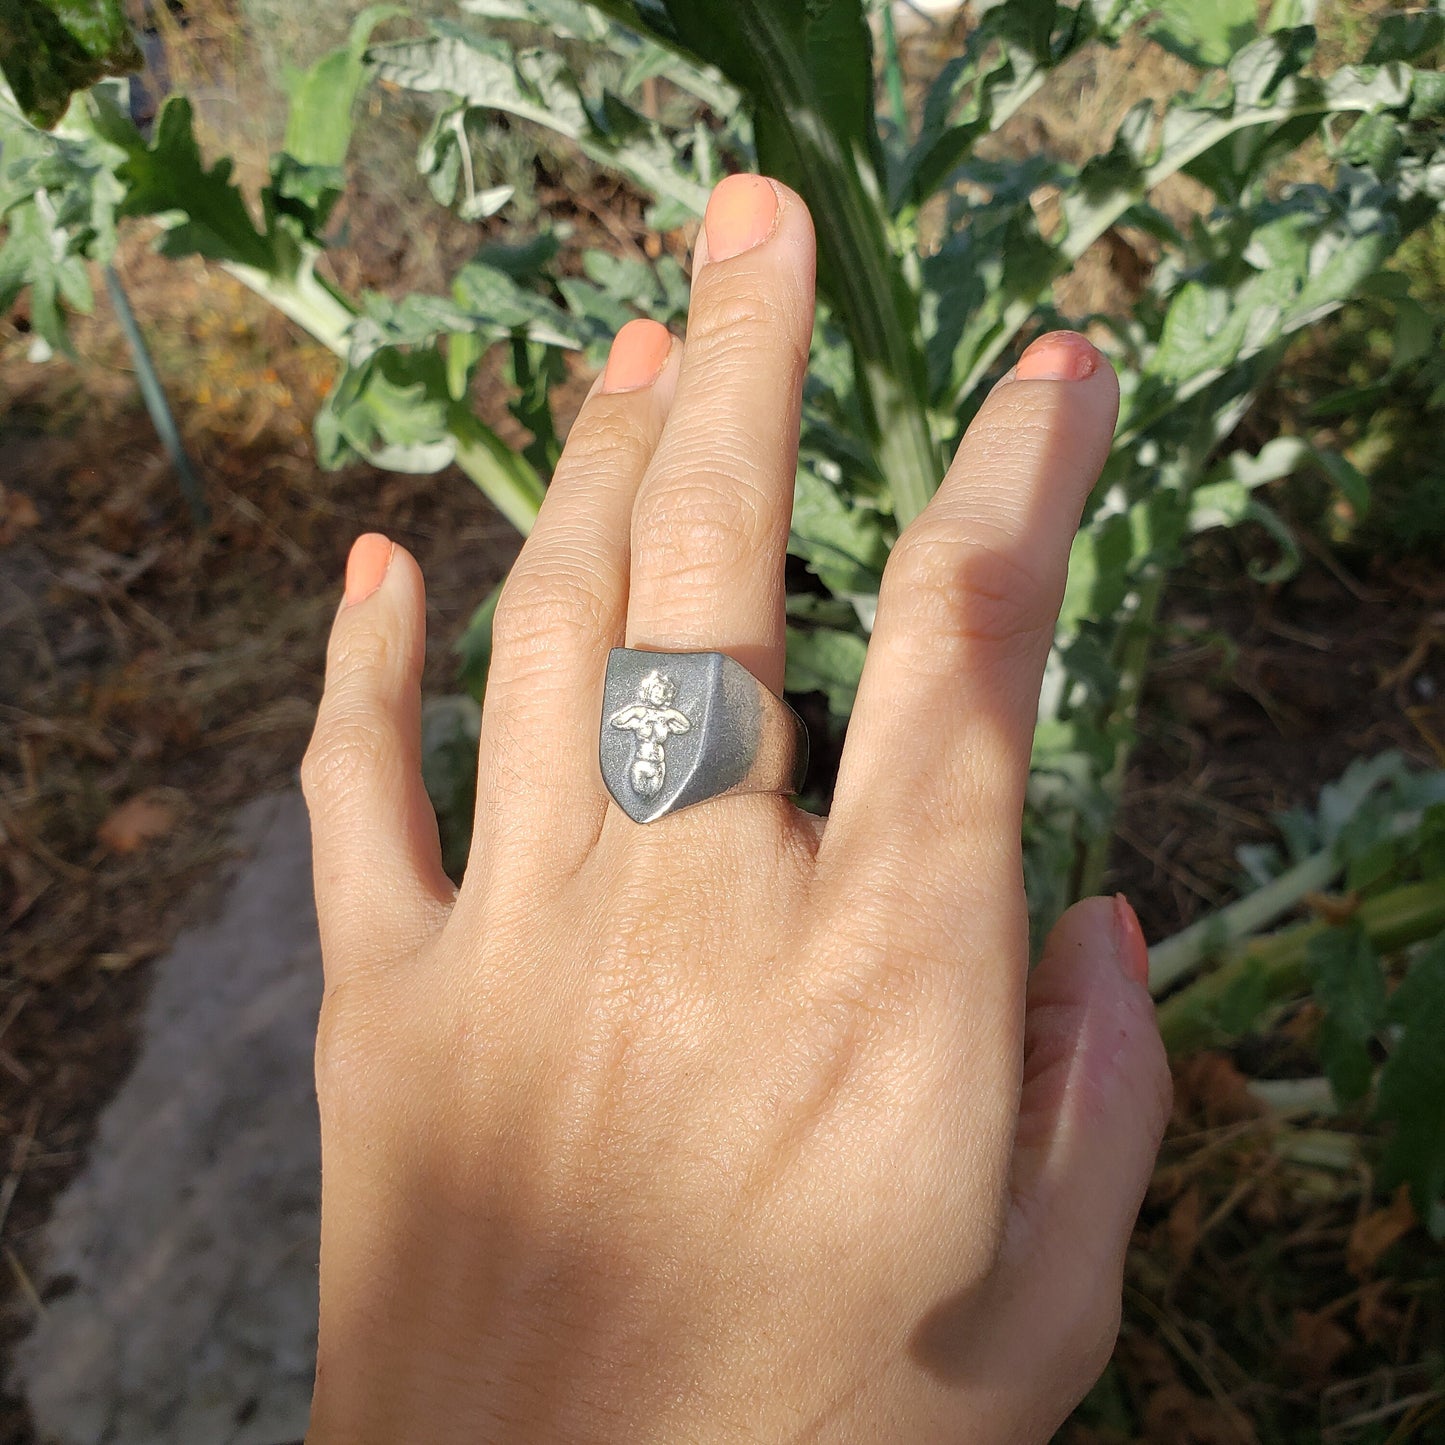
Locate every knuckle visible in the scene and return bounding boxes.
[883,523,1056,660]
[491,553,610,665]
[301,712,392,807]
[560,402,657,473]
[691,285,806,377]
[632,468,769,575]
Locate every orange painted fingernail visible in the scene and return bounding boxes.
[344,532,393,606]
[704,174,779,262]
[601,318,673,394]
[1113,894,1151,990]
[1016,330,1099,382]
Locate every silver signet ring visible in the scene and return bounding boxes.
[600,648,809,824]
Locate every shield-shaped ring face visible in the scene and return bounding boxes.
[600,649,761,823]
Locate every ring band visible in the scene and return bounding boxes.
[600,648,809,823]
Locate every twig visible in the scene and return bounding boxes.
[1125,1285,1258,1443]
[3,1246,44,1317]
[0,1100,42,1240]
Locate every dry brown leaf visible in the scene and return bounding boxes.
[0,486,41,546]
[1284,1307,1353,1381]
[97,792,178,854]
[1347,1184,1417,1278]
[1355,1279,1404,1346]
[1177,1052,1265,1126]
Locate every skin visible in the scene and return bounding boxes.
[302,176,1172,1444]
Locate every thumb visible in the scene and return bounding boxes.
[1012,894,1171,1256]
[984,897,1172,1442]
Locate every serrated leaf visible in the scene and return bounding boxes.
[1306,923,1387,1105]
[103,95,275,270]
[1377,932,1445,1235]
[0,82,126,348]
[316,347,457,472]
[370,30,710,216]
[789,463,890,599]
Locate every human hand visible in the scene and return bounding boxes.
[301,174,1171,1443]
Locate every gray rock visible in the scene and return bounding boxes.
[14,792,322,1445]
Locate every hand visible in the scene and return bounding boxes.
[301,174,1171,1444]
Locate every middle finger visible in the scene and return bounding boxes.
[624,175,817,696]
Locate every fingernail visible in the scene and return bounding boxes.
[344,532,393,607]
[704,174,779,263]
[1016,330,1099,382]
[1113,894,1151,990]
[601,318,673,394]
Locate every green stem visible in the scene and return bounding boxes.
[1156,879,1445,1055]
[1148,846,1342,994]
[1073,566,1164,903]
[223,259,358,357]
[881,4,907,138]
[450,408,545,536]
[104,263,209,530]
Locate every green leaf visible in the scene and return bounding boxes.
[316,346,458,472]
[455,578,504,702]
[784,623,868,720]
[284,6,404,169]
[789,462,890,600]
[1151,0,1259,68]
[1305,923,1387,1105]
[1377,932,1445,1236]
[1365,10,1445,65]
[107,96,275,270]
[0,80,126,348]
[368,30,712,216]
[0,0,141,128]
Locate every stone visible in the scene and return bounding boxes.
[13,791,322,1445]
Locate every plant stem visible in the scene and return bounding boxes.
[449,408,545,536]
[223,260,357,358]
[1148,846,1342,994]
[1156,879,1445,1055]
[105,263,209,529]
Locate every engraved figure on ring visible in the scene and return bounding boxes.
[609,670,691,799]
